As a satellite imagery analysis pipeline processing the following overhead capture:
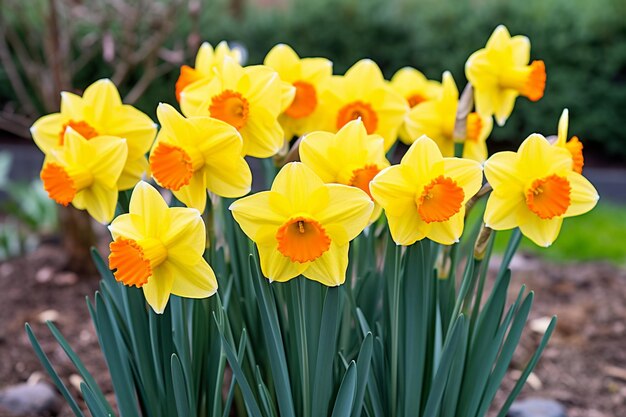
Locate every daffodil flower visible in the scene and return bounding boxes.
[484,134,598,247]
[31,79,156,190]
[108,181,218,313]
[465,25,546,126]
[404,72,458,156]
[555,109,584,173]
[180,57,293,158]
[462,112,493,163]
[175,41,244,102]
[321,59,408,151]
[370,135,483,245]
[149,103,251,212]
[390,67,443,144]
[264,44,333,139]
[299,119,389,222]
[40,128,127,224]
[229,162,373,286]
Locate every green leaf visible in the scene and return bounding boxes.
[80,382,111,417]
[350,333,373,417]
[171,354,191,417]
[331,361,357,417]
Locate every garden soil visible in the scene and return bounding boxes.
[0,245,624,417]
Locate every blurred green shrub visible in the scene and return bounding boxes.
[1,0,625,156]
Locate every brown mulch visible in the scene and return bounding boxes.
[0,245,625,417]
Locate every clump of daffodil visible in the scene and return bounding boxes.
[180,57,294,158]
[40,128,127,224]
[462,112,493,163]
[370,135,483,245]
[149,103,251,212]
[264,44,333,139]
[403,71,458,157]
[484,134,598,247]
[175,41,244,102]
[30,79,156,190]
[390,67,443,144]
[108,181,218,314]
[230,162,373,286]
[321,59,408,151]
[300,119,389,222]
[555,109,584,174]
[465,25,546,126]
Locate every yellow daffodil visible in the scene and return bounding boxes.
[390,67,443,143]
[465,25,546,126]
[149,104,252,212]
[108,181,218,313]
[40,128,127,224]
[555,109,584,173]
[229,162,373,286]
[264,44,333,139]
[370,135,483,245]
[299,119,389,222]
[31,79,156,190]
[462,112,493,163]
[321,59,408,151]
[175,41,243,102]
[180,57,293,158]
[484,134,598,247]
[403,72,458,156]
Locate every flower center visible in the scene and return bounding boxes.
[525,174,571,219]
[336,101,378,134]
[407,93,426,108]
[109,237,168,288]
[285,81,317,119]
[40,162,93,206]
[59,120,99,145]
[416,175,465,223]
[349,164,380,199]
[564,136,584,174]
[175,65,202,102]
[276,216,331,263]
[466,112,483,143]
[499,60,546,102]
[209,89,250,130]
[150,143,203,191]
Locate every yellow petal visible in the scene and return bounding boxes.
[462,140,488,163]
[243,65,282,116]
[564,172,599,217]
[314,184,373,245]
[229,191,288,245]
[31,113,64,154]
[369,165,416,217]
[264,44,301,82]
[484,151,523,189]
[107,105,156,158]
[142,265,174,314]
[195,42,215,74]
[129,181,170,237]
[401,135,444,181]
[117,157,148,191]
[161,207,206,261]
[303,241,349,286]
[426,211,465,245]
[173,172,207,212]
[258,242,306,282]
[271,162,325,212]
[510,35,531,66]
[299,131,339,182]
[179,78,214,117]
[386,212,428,246]
[240,106,285,158]
[60,91,87,121]
[108,213,144,241]
[168,259,218,299]
[442,158,483,203]
[87,136,128,189]
[344,59,385,96]
[517,134,571,179]
[518,214,563,248]
[483,190,525,230]
[82,79,123,127]
[486,25,512,51]
[75,182,118,224]
[157,103,190,139]
[557,109,569,146]
[493,89,518,127]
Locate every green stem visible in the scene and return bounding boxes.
[390,245,402,417]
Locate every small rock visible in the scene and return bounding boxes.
[529,316,552,335]
[507,398,567,417]
[37,309,60,323]
[54,271,78,286]
[0,381,61,416]
[35,267,55,283]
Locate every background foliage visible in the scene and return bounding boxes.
[1,0,625,157]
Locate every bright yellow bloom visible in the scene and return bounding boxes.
[299,119,389,222]
[465,25,546,126]
[555,109,584,174]
[229,162,373,286]
[264,44,333,139]
[175,41,244,102]
[180,57,292,158]
[403,72,458,156]
[462,112,493,163]
[484,134,598,247]
[320,59,408,151]
[31,79,156,190]
[149,104,251,212]
[108,181,218,313]
[40,128,127,224]
[370,136,483,245]
[390,67,443,144]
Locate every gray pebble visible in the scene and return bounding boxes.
[0,382,60,416]
[507,397,567,417]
